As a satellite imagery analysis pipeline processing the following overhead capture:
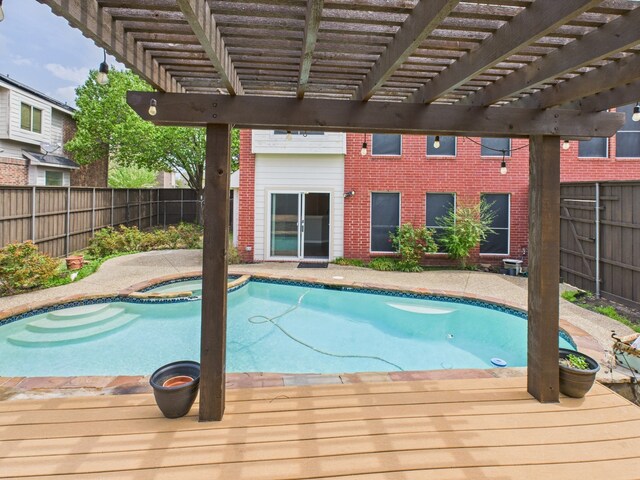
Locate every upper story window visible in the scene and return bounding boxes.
[273,130,324,136]
[372,134,402,156]
[21,103,42,133]
[616,104,640,158]
[578,137,608,158]
[481,138,511,157]
[427,136,456,156]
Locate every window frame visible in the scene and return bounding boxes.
[20,102,43,133]
[426,136,457,157]
[615,104,640,159]
[578,137,609,159]
[371,134,402,156]
[480,138,511,158]
[44,170,64,187]
[370,191,401,253]
[425,192,456,254]
[272,130,324,136]
[479,193,511,256]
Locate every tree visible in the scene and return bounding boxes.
[108,164,157,188]
[67,69,240,220]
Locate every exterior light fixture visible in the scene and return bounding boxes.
[344,190,355,198]
[633,102,640,122]
[96,49,109,85]
[0,1,5,22]
[286,130,292,141]
[360,133,368,155]
[148,99,157,116]
[500,159,507,175]
[562,139,570,150]
[433,135,441,149]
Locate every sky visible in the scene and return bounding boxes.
[0,0,121,107]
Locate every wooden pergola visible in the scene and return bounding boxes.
[38,0,639,421]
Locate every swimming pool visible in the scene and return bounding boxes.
[0,279,575,376]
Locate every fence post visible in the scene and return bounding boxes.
[31,186,37,243]
[157,189,160,226]
[126,189,130,225]
[180,189,184,223]
[91,188,96,236]
[163,201,167,228]
[111,189,114,226]
[65,186,71,257]
[595,182,601,299]
[138,188,142,229]
[149,190,153,228]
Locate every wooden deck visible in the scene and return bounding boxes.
[1,377,639,479]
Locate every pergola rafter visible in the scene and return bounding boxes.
[297,0,324,99]
[566,78,640,112]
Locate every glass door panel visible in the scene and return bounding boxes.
[270,193,300,257]
[303,193,330,258]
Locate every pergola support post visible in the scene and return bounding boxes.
[199,124,231,421]
[527,135,560,403]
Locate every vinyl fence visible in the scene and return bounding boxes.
[560,181,640,309]
[0,187,201,257]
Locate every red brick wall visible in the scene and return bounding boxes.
[0,157,28,185]
[238,129,256,262]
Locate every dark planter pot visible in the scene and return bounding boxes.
[559,348,600,398]
[150,361,200,418]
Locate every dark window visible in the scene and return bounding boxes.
[273,130,324,135]
[480,194,510,255]
[427,136,456,156]
[616,104,640,158]
[45,171,63,186]
[372,134,402,155]
[426,193,455,248]
[481,138,511,157]
[579,137,608,158]
[371,192,400,252]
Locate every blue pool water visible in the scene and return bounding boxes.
[0,280,574,376]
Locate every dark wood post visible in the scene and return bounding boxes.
[527,135,560,403]
[199,124,231,421]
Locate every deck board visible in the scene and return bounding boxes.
[1,377,638,479]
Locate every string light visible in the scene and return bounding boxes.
[360,133,368,156]
[500,151,507,175]
[96,49,109,85]
[148,99,157,116]
[0,0,5,22]
[633,102,640,122]
[562,139,570,150]
[433,135,441,149]
[286,130,292,141]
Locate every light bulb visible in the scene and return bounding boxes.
[562,140,570,150]
[360,142,367,156]
[97,62,109,85]
[148,99,157,116]
[500,160,507,175]
[632,104,640,122]
[0,1,5,22]
[433,135,441,149]
[286,131,292,141]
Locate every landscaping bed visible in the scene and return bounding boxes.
[562,290,640,333]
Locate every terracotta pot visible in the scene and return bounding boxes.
[65,255,84,270]
[163,375,194,388]
[150,361,200,418]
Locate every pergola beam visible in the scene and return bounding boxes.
[37,0,181,93]
[462,6,640,107]
[297,0,324,99]
[407,0,599,104]
[352,0,459,101]
[176,0,243,95]
[127,92,624,138]
[565,79,640,113]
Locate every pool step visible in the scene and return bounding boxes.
[47,303,112,320]
[27,307,127,332]
[7,313,139,347]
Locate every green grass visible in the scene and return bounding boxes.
[41,252,130,290]
[561,290,640,333]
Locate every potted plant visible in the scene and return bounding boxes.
[150,360,200,418]
[65,255,84,270]
[559,348,600,398]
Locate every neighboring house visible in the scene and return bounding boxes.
[237,104,640,264]
[0,73,107,187]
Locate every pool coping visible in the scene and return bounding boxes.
[0,270,616,400]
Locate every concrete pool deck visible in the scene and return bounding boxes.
[0,249,635,399]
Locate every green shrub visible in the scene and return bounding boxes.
[87,226,121,257]
[436,201,495,268]
[0,241,59,295]
[333,257,366,267]
[228,241,241,265]
[368,257,398,271]
[391,223,438,272]
[175,222,203,249]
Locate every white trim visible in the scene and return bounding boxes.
[371,133,402,157]
[479,193,511,256]
[577,137,609,159]
[480,138,512,158]
[426,136,457,157]
[369,191,401,254]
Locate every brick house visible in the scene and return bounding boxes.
[0,74,107,187]
[237,103,640,265]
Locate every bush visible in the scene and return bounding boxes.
[0,241,59,295]
[436,201,495,268]
[334,257,366,267]
[368,257,398,271]
[391,223,438,272]
[228,241,241,264]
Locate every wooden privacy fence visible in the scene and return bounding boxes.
[560,181,640,309]
[0,187,201,257]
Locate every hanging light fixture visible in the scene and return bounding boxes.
[286,130,293,141]
[633,102,640,122]
[433,135,441,149]
[148,99,157,116]
[96,49,109,85]
[0,1,5,22]
[562,139,570,150]
[360,133,368,156]
[500,151,507,175]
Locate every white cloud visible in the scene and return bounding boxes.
[45,63,89,84]
[12,55,33,66]
[54,86,77,106]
